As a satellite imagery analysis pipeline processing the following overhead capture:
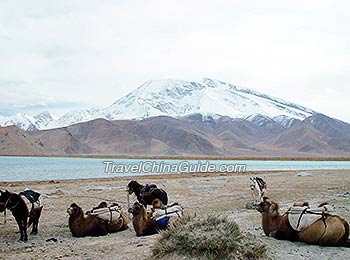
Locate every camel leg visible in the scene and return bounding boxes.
[16,217,28,241]
[31,209,41,235]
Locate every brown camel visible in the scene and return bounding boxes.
[128,200,183,236]
[128,201,160,236]
[256,197,350,247]
[67,202,128,237]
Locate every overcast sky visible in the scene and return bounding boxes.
[0,0,349,121]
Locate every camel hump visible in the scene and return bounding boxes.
[287,205,335,231]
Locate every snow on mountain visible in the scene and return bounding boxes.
[0,113,38,131]
[201,78,314,119]
[273,115,301,128]
[102,79,207,120]
[245,114,276,126]
[55,108,102,128]
[102,78,315,121]
[0,78,317,131]
[0,109,102,130]
[245,114,301,129]
[34,111,54,129]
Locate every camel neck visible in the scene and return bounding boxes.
[133,208,151,236]
[262,212,281,236]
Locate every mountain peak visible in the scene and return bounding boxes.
[201,78,217,88]
[0,78,321,131]
[103,78,315,121]
[35,111,53,119]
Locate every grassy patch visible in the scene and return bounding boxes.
[152,215,266,260]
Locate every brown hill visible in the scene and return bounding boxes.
[1,114,350,157]
[271,114,350,154]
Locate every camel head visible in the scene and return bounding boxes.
[127,180,143,195]
[96,201,108,208]
[128,201,144,215]
[152,198,163,209]
[255,197,280,217]
[0,190,10,212]
[67,203,83,217]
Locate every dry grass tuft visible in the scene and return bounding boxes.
[152,215,267,260]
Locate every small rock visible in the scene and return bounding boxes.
[240,194,247,199]
[46,237,58,242]
[339,191,350,197]
[295,172,313,177]
[245,202,255,209]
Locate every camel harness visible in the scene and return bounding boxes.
[287,204,334,231]
[89,205,123,224]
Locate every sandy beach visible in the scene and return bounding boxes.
[1,170,350,260]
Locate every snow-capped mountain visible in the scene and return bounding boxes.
[34,111,54,129]
[56,108,101,128]
[0,78,317,131]
[0,109,102,131]
[102,78,314,120]
[0,112,56,131]
[0,113,38,131]
[102,79,207,120]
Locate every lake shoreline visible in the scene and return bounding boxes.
[2,156,350,182]
[1,154,350,161]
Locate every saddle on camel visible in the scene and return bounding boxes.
[128,199,183,236]
[250,177,350,246]
[0,189,43,241]
[67,201,128,237]
[127,180,168,207]
[256,197,350,247]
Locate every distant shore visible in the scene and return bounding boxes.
[1,154,350,161]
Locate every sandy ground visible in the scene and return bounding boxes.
[0,170,350,260]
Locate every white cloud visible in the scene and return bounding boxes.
[0,0,349,121]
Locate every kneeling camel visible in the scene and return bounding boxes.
[128,201,182,236]
[67,202,128,237]
[256,197,350,247]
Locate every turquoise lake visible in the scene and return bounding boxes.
[0,156,350,182]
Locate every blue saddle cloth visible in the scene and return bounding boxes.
[156,216,171,229]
